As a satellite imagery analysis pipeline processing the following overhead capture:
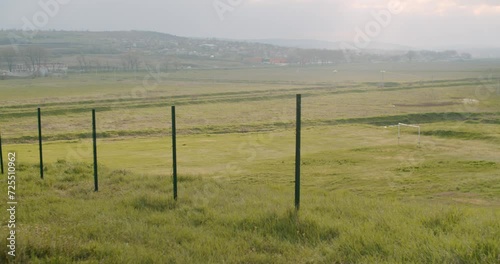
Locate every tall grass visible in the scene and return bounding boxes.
[1,161,499,263]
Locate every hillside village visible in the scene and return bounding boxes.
[0,30,472,78]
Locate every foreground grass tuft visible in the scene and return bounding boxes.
[238,210,339,244]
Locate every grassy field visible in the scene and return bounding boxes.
[0,62,499,263]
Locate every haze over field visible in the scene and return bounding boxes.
[0,1,500,263]
[1,0,500,52]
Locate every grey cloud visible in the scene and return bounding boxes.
[0,0,498,48]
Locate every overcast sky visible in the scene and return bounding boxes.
[1,0,499,49]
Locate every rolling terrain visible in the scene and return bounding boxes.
[0,62,499,263]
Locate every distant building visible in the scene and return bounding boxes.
[200,44,217,49]
[6,63,68,78]
[11,63,68,74]
[45,63,68,73]
[270,57,288,65]
[12,64,30,72]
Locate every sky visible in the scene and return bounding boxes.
[1,0,499,49]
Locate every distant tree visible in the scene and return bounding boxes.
[162,59,169,73]
[172,57,180,71]
[105,61,112,72]
[0,47,19,72]
[144,60,156,72]
[120,58,128,71]
[121,52,141,72]
[4,49,17,72]
[461,52,472,60]
[77,54,91,72]
[93,59,101,73]
[23,46,48,72]
[442,50,458,58]
[407,50,417,62]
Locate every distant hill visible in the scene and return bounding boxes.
[0,30,477,73]
[249,39,414,51]
[463,48,500,59]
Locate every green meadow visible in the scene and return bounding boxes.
[0,62,499,263]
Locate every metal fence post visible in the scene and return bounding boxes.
[172,106,178,201]
[92,109,98,192]
[295,94,301,210]
[38,108,44,179]
[0,133,4,175]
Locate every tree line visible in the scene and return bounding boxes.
[0,46,49,72]
[0,46,171,75]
